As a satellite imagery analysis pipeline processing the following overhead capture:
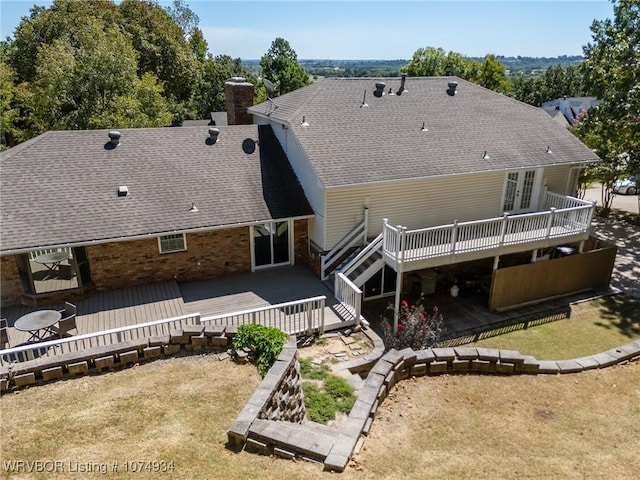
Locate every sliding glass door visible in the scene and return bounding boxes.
[252,221,291,269]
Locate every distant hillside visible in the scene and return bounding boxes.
[242,56,584,78]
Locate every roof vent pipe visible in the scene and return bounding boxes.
[373,81,386,97]
[397,74,407,95]
[447,81,458,96]
[208,127,220,143]
[108,131,121,146]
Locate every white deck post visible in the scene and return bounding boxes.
[393,226,406,334]
[545,207,557,240]
[363,207,369,245]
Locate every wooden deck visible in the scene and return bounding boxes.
[179,265,346,329]
[1,266,346,348]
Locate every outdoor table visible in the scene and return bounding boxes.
[33,251,70,280]
[14,310,62,342]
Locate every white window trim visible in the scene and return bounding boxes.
[158,233,187,254]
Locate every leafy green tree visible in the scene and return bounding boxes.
[260,37,311,95]
[576,0,640,212]
[119,0,197,104]
[189,55,256,118]
[88,72,173,128]
[28,20,140,131]
[478,54,511,92]
[403,47,448,76]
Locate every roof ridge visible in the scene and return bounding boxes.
[0,131,52,160]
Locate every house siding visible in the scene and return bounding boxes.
[324,171,506,249]
[87,228,252,291]
[1,255,22,306]
[271,124,326,246]
[543,164,578,195]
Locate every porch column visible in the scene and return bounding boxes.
[393,226,406,334]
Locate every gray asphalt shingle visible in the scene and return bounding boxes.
[0,125,312,252]
[249,77,601,187]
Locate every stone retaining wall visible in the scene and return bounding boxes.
[228,337,308,453]
[0,324,239,393]
[230,336,640,473]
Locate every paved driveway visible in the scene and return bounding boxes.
[584,184,639,214]
[591,216,640,299]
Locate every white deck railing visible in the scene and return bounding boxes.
[0,297,328,367]
[334,272,362,326]
[321,208,369,279]
[200,296,326,336]
[0,313,200,366]
[383,192,595,267]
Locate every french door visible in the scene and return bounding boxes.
[252,220,291,269]
[502,169,539,213]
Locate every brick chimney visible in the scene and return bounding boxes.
[224,77,254,125]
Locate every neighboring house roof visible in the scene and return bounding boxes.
[249,77,601,188]
[0,124,312,253]
[541,96,600,126]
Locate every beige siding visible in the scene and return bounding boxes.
[543,164,576,195]
[325,172,506,249]
[269,123,326,246]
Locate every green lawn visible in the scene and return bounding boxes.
[470,295,640,359]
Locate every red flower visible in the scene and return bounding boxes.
[401,300,408,307]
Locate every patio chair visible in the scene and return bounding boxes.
[53,302,77,338]
[1,318,9,348]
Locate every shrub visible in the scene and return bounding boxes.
[382,300,443,350]
[232,324,287,376]
[300,361,357,424]
[302,383,338,424]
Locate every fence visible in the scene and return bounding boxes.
[1,296,329,366]
[0,313,200,366]
[200,296,326,336]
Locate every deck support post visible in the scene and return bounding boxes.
[531,249,538,262]
[393,226,406,334]
[578,240,585,253]
[493,256,500,270]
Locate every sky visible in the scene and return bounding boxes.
[0,0,615,60]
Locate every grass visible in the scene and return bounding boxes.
[469,296,640,359]
[298,357,356,424]
[1,352,638,479]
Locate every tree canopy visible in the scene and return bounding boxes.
[260,38,311,96]
[0,0,256,148]
[574,0,639,212]
[401,47,511,93]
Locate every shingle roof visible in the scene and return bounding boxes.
[0,124,312,253]
[249,77,601,187]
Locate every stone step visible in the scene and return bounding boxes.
[334,368,365,391]
[248,419,341,461]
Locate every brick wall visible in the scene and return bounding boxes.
[1,256,22,306]
[224,78,254,125]
[87,227,251,291]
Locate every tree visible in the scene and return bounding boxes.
[260,38,311,96]
[478,54,511,93]
[576,0,640,213]
[402,46,508,93]
[119,0,198,103]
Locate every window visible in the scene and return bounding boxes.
[159,234,186,253]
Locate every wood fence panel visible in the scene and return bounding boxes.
[489,245,617,311]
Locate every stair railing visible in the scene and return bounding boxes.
[320,208,369,279]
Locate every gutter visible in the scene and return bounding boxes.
[0,214,315,256]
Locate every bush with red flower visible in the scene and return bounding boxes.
[382,300,443,350]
